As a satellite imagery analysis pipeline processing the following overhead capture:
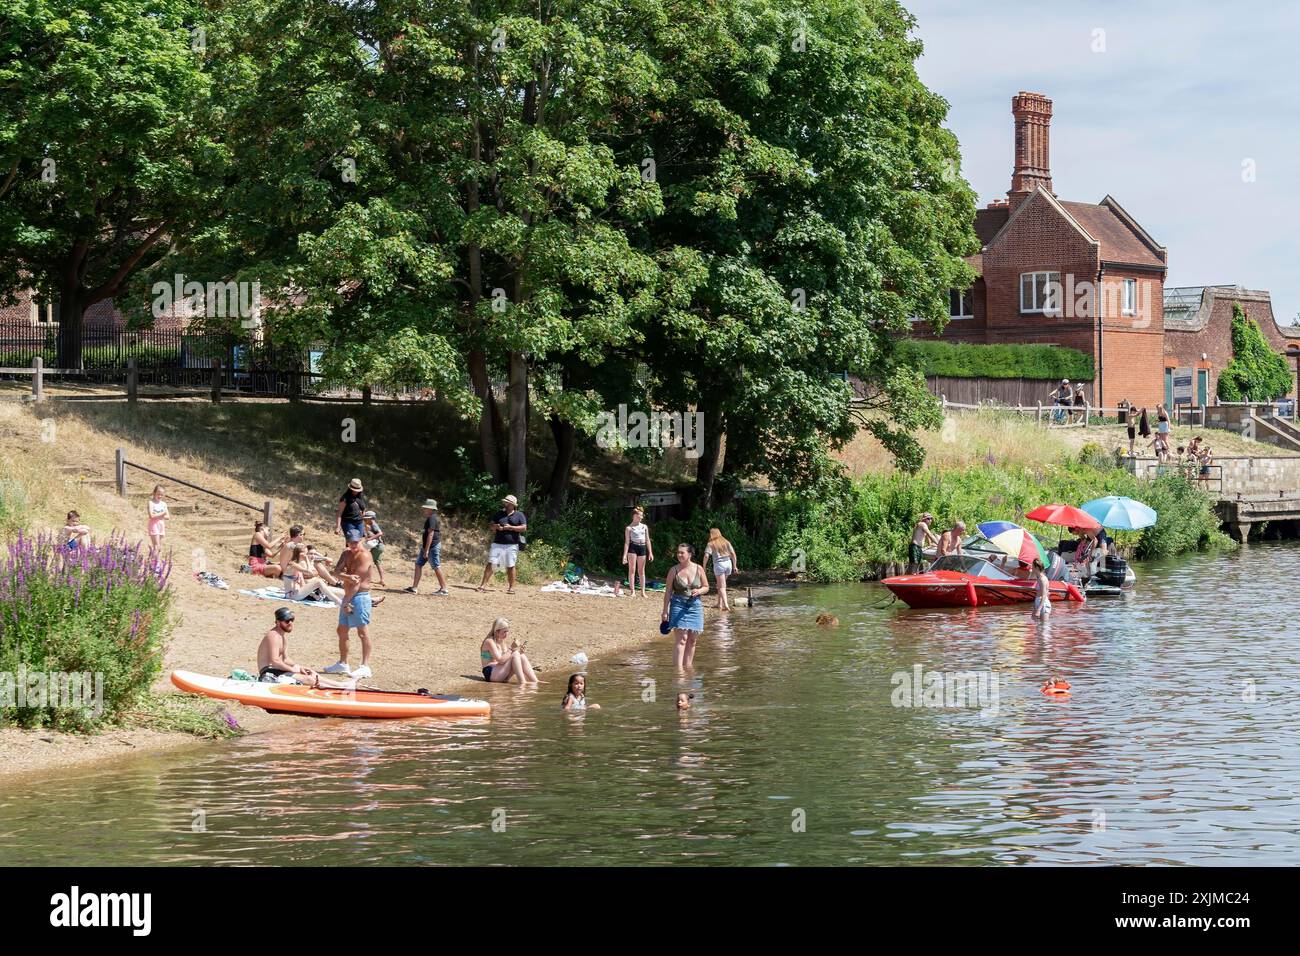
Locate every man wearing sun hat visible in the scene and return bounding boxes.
[335,478,368,539]
[406,498,448,596]
[477,493,527,594]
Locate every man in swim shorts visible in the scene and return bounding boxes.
[323,530,376,679]
[909,513,938,573]
[257,608,317,683]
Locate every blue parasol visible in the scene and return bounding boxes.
[1079,496,1157,531]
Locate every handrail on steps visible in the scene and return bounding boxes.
[115,447,272,531]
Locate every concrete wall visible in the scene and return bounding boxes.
[1128,453,1300,496]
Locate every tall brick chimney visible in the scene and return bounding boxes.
[1007,92,1053,206]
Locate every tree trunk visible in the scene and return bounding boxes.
[507,352,528,498]
[56,251,86,370]
[695,404,725,510]
[467,348,506,484]
[546,414,576,518]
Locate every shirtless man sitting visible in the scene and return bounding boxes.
[322,530,380,679]
[257,608,318,683]
[265,524,306,579]
[936,521,966,559]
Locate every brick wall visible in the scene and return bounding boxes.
[1165,289,1300,401]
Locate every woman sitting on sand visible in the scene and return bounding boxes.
[480,617,540,684]
[283,544,345,605]
[248,520,273,575]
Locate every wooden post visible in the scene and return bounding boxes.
[31,356,43,403]
[362,383,372,405]
[211,357,222,403]
[115,447,127,496]
[1085,402,1091,427]
[1036,401,1042,424]
[288,368,301,404]
[263,500,273,535]
[127,358,138,405]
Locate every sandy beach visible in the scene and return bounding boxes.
[0,402,701,782]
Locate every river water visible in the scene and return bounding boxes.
[2,544,1298,866]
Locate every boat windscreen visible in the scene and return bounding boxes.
[931,554,1014,579]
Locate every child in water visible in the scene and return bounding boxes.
[1032,557,1051,619]
[562,673,600,711]
[676,692,694,711]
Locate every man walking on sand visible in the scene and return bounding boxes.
[407,499,447,596]
[323,530,378,679]
[478,494,527,594]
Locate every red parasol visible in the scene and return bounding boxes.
[1025,503,1101,532]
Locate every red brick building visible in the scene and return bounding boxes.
[1163,285,1300,405]
[916,92,1169,408]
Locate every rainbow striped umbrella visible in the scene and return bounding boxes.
[976,520,1049,566]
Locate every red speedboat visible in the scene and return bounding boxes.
[882,552,1085,609]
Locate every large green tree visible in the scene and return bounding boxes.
[0,0,224,367]
[629,0,976,504]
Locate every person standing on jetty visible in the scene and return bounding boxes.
[663,543,708,670]
[477,494,527,594]
[323,530,377,679]
[408,499,448,595]
[335,478,367,539]
[908,513,938,573]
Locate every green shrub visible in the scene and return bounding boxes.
[899,340,1094,381]
[1217,303,1292,401]
[0,531,173,730]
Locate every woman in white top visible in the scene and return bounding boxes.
[622,506,654,596]
[146,485,170,550]
[704,527,738,611]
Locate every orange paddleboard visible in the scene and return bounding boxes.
[171,670,490,719]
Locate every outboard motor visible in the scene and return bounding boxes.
[1094,554,1129,589]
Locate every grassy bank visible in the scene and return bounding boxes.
[529,448,1234,584]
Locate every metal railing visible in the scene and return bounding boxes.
[115,447,273,529]
[1143,460,1222,493]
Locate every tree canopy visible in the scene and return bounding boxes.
[2,0,978,510]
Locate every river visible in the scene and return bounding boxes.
[2,543,1297,866]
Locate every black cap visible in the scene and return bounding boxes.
[274,607,295,622]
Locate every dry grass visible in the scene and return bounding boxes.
[836,408,1296,477]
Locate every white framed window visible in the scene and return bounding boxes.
[1121,278,1137,315]
[30,298,58,325]
[949,289,973,319]
[1019,271,1062,315]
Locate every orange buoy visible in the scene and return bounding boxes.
[1041,678,1072,698]
[1065,583,1085,603]
[966,581,978,607]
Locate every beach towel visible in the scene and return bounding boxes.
[237,585,335,609]
[540,578,623,597]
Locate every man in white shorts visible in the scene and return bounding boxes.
[477,494,527,594]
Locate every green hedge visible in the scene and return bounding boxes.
[899,340,1094,381]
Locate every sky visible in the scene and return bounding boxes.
[906,0,1300,326]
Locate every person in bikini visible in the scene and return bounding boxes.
[622,506,654,597]
[283,544,345,605]
[247,520,273,575]
[266,524,305,580]
[322,530,380,679]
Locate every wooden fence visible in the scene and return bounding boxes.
[925,376,1063,407]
